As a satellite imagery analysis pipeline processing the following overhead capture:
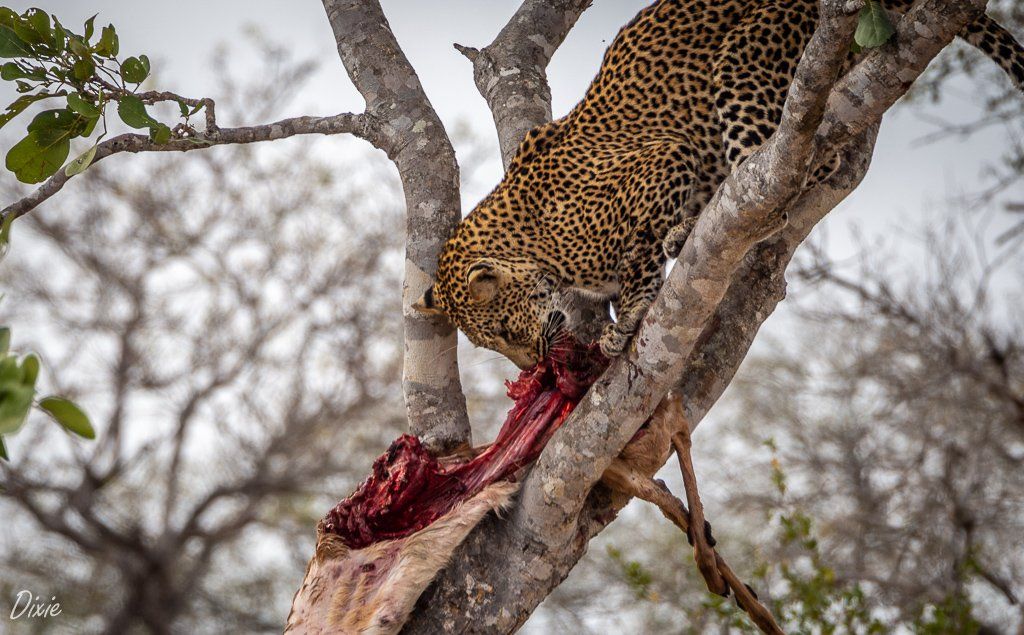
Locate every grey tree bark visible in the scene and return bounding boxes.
[454,0,594,167]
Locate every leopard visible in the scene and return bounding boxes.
[414,0,1024,369]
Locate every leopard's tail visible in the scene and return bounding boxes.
[959,13,1024,93]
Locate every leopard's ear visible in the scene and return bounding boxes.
[467,260,504,305]
[412,284,445,316]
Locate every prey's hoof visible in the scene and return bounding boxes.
[685,519,717,547]
[599,323,631,358]
[704,519,717,547]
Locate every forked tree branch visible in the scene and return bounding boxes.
[520,0,866,552]
[524,0,986,539]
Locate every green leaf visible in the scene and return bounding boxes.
[25,8,50,42]
[67,35,89,58]
[0,356,21,383]
[0,435,7,460]
[149,122,171,144]
[0,327,9,357]
[0,25,31,57]
[28,108,75,137]
[0,382,34,435]
[177,100,188,117]
[120,56,148,83]
[0,92,52,131]
[1,61,24,80]
[64,143,97,176]
[95,24,117,57]
[855,0,895,49]
[71,56,95,81]
[12,16,42,46]
[83,14,97,42]
[81,112,99,137]
[117,94,155,129]
[5,129,71,184]
[20,353,38,387]
[67,92,100,117]
[1,61,43,81]
[27,107,90,142]
[51,16,65,52]
[0,8,17,30]
[38,396,94,439]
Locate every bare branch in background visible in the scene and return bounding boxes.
[3,0,472,454]
[0,58,416,627]
[716,220,1024,631]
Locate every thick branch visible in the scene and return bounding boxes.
[322,0,470,452]
[1,112,379,221]
[677,127,879,427]
[408,117,880,635]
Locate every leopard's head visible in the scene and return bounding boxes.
[413,255,566,369]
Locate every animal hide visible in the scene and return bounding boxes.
[285,481,518,635]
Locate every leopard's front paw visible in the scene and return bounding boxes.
[662,231,685,259]
[663,216,697,259]
[599,322,632,358]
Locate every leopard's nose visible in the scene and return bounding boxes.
[513,357,533,370]
[512,349,540,370]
